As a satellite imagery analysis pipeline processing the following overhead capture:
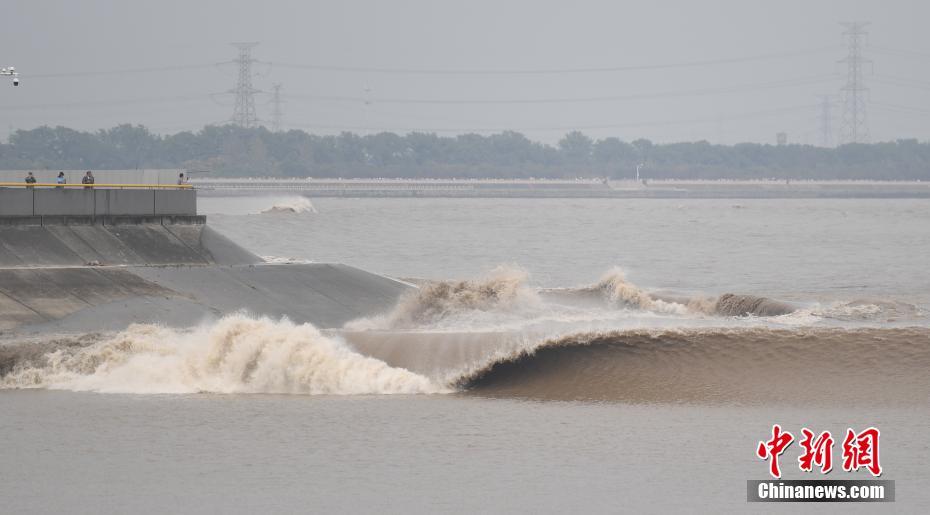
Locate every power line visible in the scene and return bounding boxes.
[17,47,839,81]
[0,75,835,110]
[870,101,930,116]
[869,45,930,60]
[270,83,284,132]
[282,103,816,133]
[0,74,832,112]
[27,63,217,79]
[872,74,930,91]
[286,74,836,106]
[0,94,208,112]
[819,95,833,147]
[839,22,870,144]
[269,46,839,75]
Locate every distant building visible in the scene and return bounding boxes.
[776,132,788,146]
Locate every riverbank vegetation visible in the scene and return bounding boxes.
[2,124,928,180]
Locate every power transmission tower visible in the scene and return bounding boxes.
[819,95,833,148]
[838,22,870,144]
[270,83,284,132]
[230,42,260,128]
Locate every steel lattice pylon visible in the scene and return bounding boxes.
[838,22,870,144]
[230,42,259,128]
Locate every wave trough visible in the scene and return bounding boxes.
[447,326,930,404]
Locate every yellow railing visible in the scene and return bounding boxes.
[0,182,193,189]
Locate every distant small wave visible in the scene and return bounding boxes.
[261,197,317,214]
[260,255,315,264]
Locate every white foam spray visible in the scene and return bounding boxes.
[260,255,315,264]
[347,266,542,331]
[594,267,690,315]
[2,315,441,395]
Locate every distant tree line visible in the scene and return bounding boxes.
[1,124,929,180]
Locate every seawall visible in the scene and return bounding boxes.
[1,263,411,333]
[0,216,255,267]
[0,188,412,334]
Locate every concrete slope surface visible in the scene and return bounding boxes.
[1,222,410,334]
[0,222,261,268]
[1,263,411,333]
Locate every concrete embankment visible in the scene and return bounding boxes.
[1,263,410,333]
[0,210,410,333]
[0,216,257,267]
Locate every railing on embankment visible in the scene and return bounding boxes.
[0,184,196,217]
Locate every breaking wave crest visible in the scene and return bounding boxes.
[0,315,439,395]
[5,320,929,404]
[712,293,796,317]
[261,197,317,214]
[348,265,925,337]
[5,263,925,403]
[579,267,695,314]
[347,266,541,330]
[540,268,794,318]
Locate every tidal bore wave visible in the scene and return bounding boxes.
[2,267,927,403]
[3,318,928,406]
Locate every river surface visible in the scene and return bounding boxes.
[2,196,928,513]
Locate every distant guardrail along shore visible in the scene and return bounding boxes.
[0,183,192,189]
[0,169,186,185]
[192,178,930,199]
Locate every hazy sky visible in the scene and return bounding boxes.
[2,0,929,145]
